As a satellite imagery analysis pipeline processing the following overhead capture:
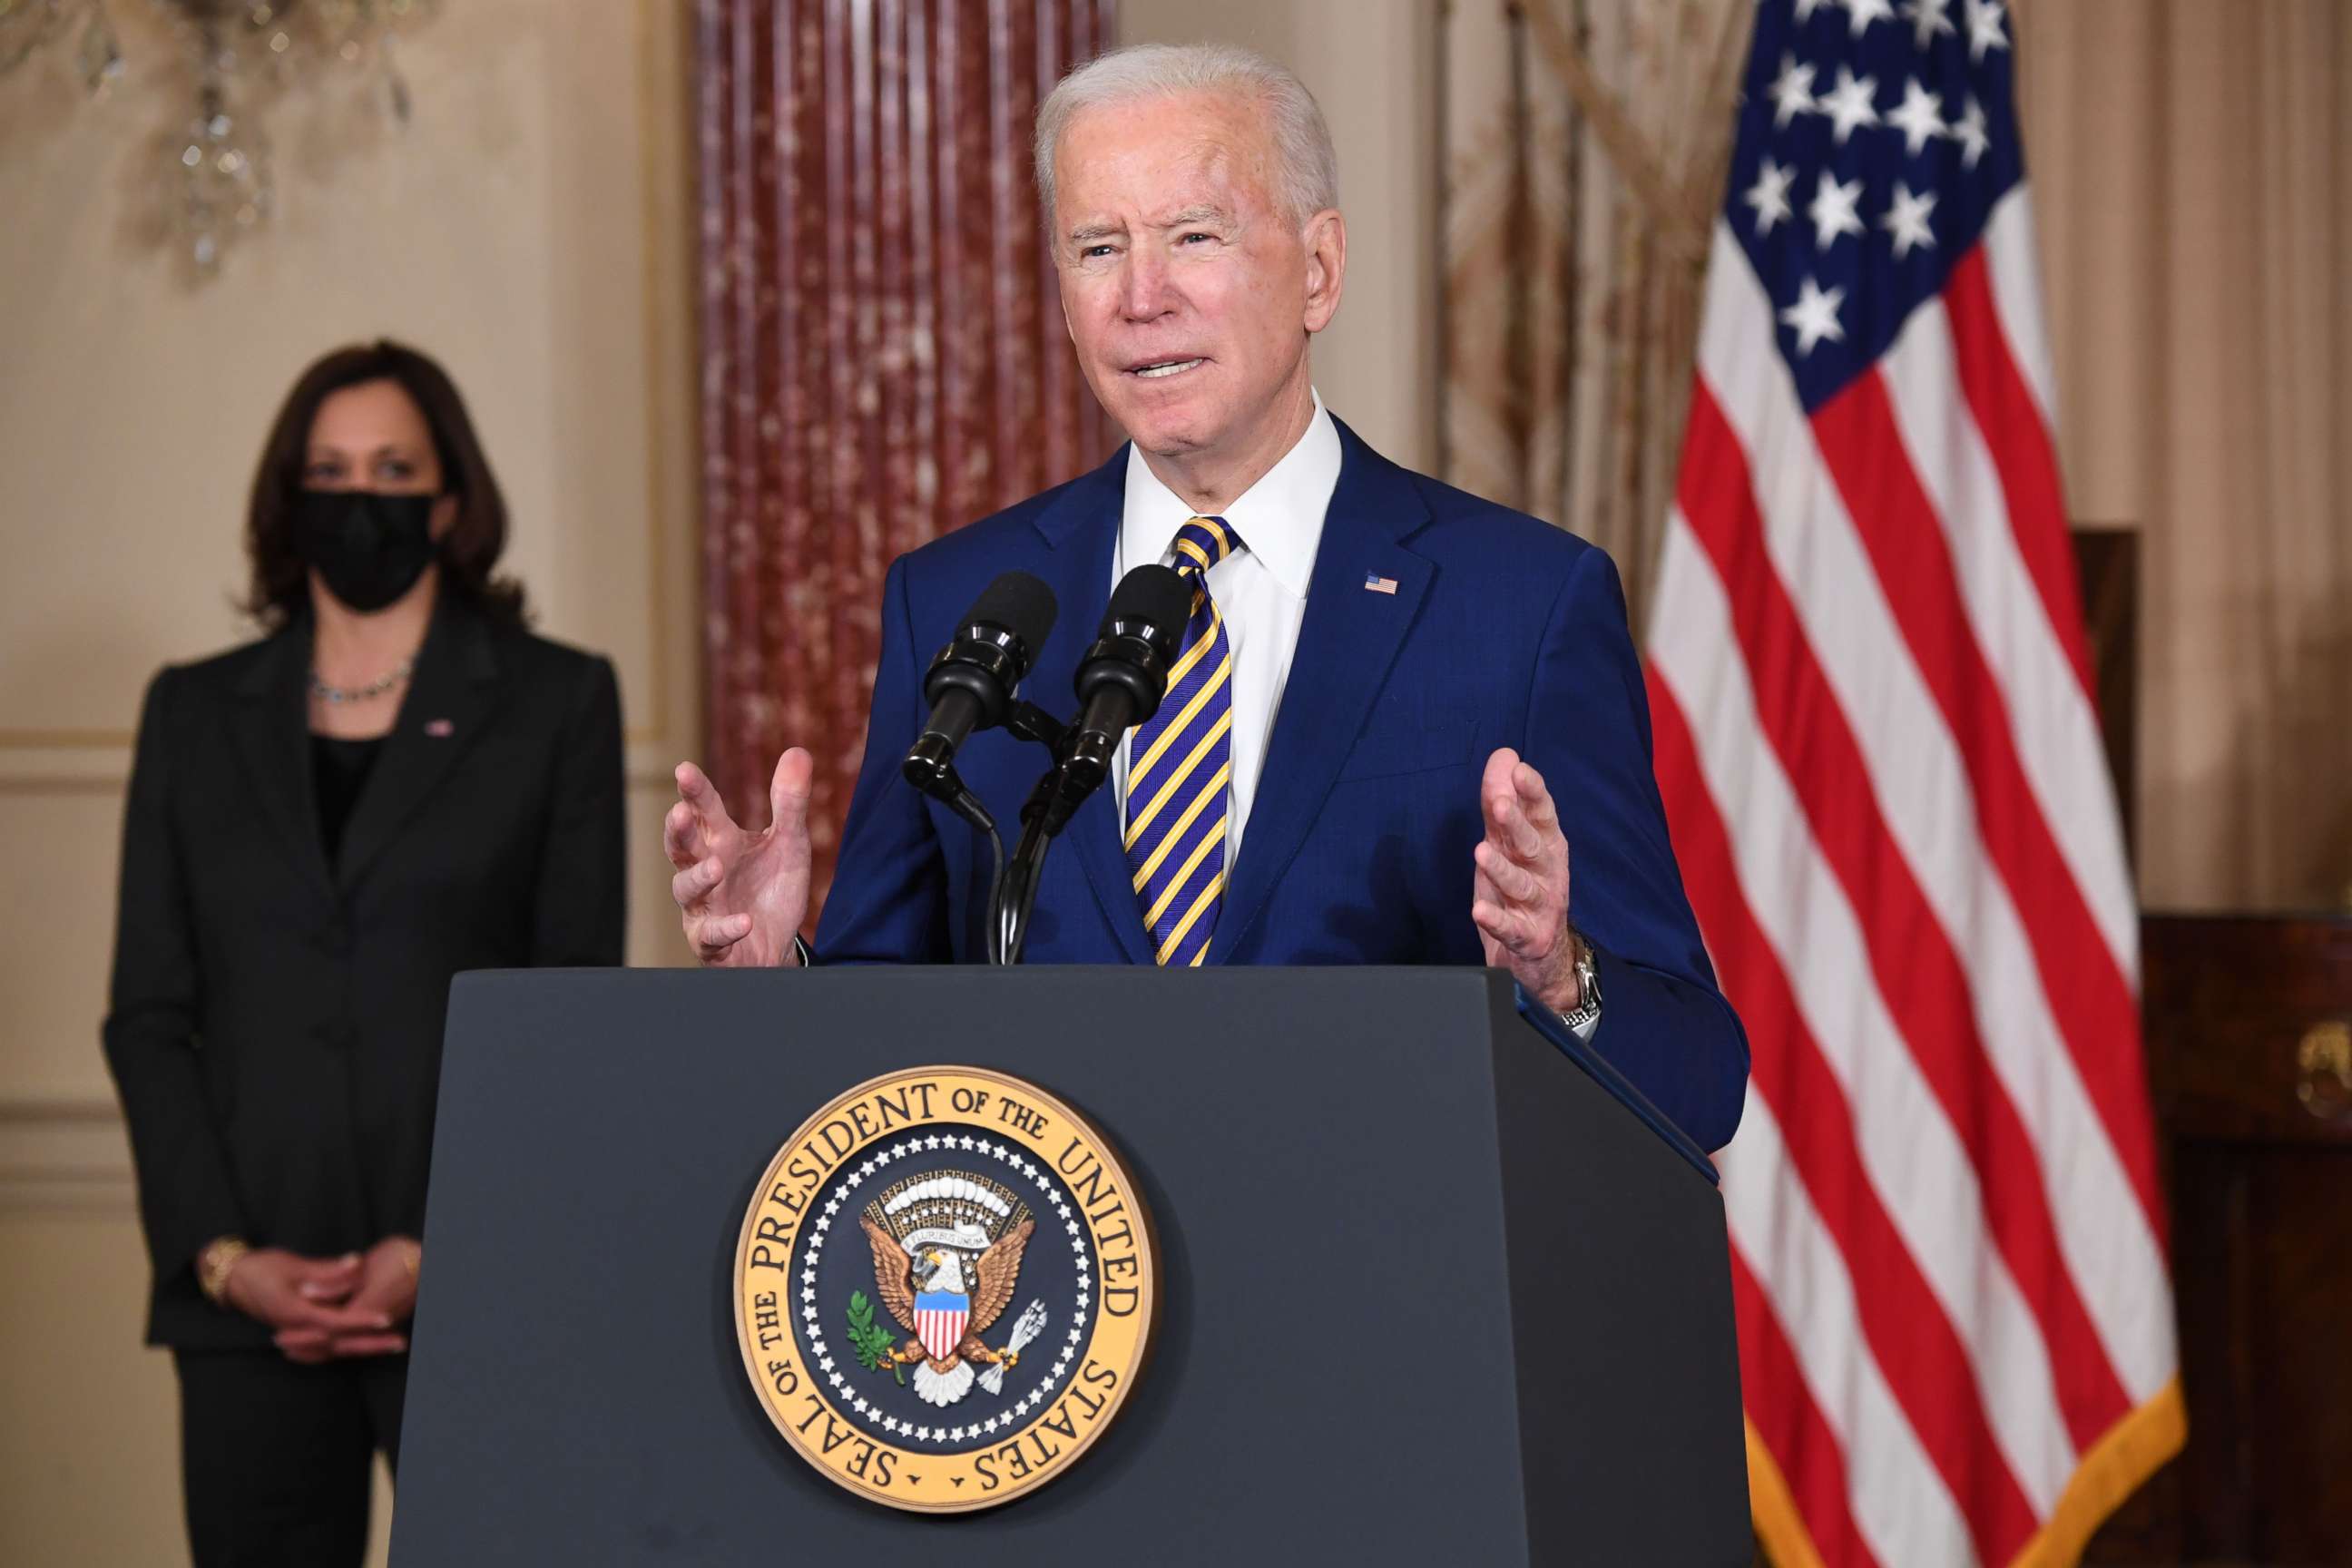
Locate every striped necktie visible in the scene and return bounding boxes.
[1124,515,1240,965]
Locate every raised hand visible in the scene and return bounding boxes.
[665,749,815,967]
[1470,748,1583,1012]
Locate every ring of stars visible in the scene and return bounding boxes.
[796,1131,1096,1449]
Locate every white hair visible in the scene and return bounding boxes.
[1034,43,1340,230]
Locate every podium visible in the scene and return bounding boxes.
[391,966,1749,1564]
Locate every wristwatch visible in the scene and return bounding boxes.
[1557,936,1602,1036]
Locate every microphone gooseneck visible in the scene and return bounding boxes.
[991,564,1195,965]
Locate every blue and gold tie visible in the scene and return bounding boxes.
[1125,516,1240,965]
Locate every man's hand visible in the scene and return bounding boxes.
[218,1248,405,1360]
[1471,748,1583,1012]
[665,750,815,967]
[268,1237,418,1364]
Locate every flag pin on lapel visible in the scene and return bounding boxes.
[424,718,455,738]
[1363,572,1398,595]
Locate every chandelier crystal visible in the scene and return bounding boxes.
[1,0,442,279]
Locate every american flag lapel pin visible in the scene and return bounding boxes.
[424,718,455,738]
[1364,572,1398,595]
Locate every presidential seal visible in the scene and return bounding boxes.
[733,1066,1156,1512]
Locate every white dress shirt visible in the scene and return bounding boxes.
[1109,394,1341,867]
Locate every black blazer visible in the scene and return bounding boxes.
[103,598,625,1348]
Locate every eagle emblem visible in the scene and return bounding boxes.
[858,1171,1044,1407]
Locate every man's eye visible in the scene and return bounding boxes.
[1180,231,1213,245]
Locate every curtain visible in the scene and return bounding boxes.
[1438,0,1748,632]
[2015,0,2352,914]
[695,0,1117,917]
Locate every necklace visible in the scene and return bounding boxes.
[309,657,415,705]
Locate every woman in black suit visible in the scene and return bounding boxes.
[103,339,625,1566]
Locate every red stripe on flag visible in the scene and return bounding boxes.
[1941,247,2099,705]
[1807,370,2164,1232]
[1674,384,2135,1449]
[1650,672,2041,1563]
[1730,1246,1882,1568]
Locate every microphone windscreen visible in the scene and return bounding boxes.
[966,571,1058,660]
[1102,564,1191,660]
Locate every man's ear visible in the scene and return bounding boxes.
[1301,208,1348,334]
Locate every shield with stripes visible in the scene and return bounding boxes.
[914,1290,969,1362]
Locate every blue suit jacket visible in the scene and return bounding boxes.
[817,419,1749,1151]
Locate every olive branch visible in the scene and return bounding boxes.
[846,1290,904,1385]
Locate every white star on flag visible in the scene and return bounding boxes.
[1766,53,1818,129]
[1817,64,1881,145]
[1885,77,1945,156]
[1965,0,2010,62]
[1793,0,1834,20]
[1806,169,1865,250]
[1744,156,1797,236]
[1879,181,1938,258]
[1839,0,1894,37]
[1951,93,1991,169]
[1778,276,1847,357]
[1899,0,1955,49]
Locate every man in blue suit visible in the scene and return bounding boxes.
[665,43,1748,1151]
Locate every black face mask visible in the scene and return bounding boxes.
[290,489,441,612]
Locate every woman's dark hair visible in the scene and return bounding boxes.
[243,338,527,629]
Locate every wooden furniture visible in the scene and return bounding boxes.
[2073,529,2352,1563]
[2088,915,2352,1565]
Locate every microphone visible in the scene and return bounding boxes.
[1057,564,1193,799]
[903,571,1058,799]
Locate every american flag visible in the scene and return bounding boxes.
[1643,2,2184,1563]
